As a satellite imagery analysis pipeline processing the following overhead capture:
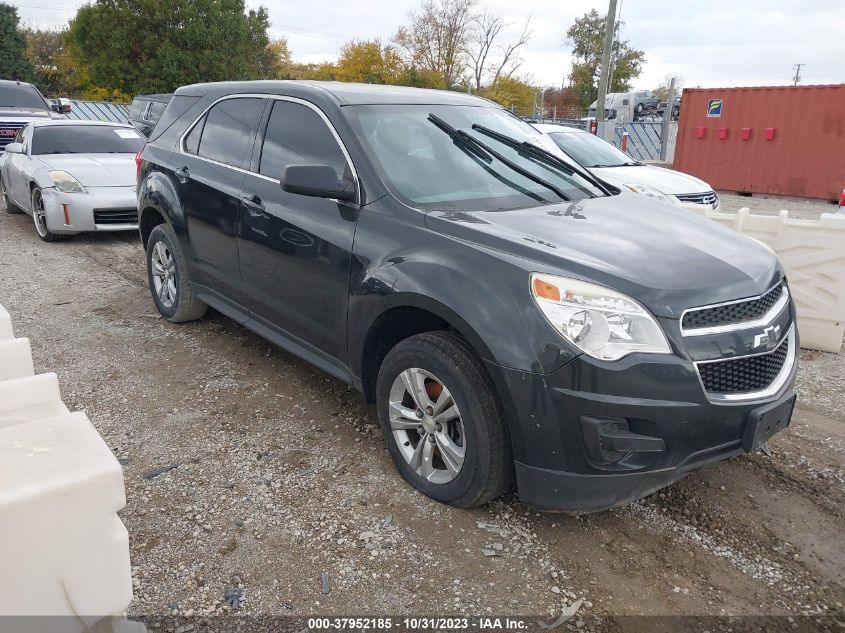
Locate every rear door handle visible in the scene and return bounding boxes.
[241,194,266,216]
[175,166,190,183]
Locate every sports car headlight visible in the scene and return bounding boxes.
[624,183,673,204]
[530,273,671,361]
[48,170,87,194]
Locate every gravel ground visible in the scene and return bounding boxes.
[1,202,843,630]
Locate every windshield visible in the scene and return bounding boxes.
[0,84,49,110]
[343,104,605,212]
[32,125,145,155]
[547,131,637,168]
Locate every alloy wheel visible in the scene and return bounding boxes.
[388,367,466,484]
[151,240,177,308]
[32,190,48,238]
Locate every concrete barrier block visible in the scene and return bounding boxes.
[0,301,134,626]
[690,208,845,352]
[0,412,132,618]
[0,372,68,426]
[0,337,35,381]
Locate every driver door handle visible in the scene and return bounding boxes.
[241,194,266,216]
[174,166,190,183]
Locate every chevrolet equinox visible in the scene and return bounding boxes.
[136,82,797,511]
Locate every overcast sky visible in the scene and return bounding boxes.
[10,0,845,90]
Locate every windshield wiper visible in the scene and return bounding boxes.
[470,123,612,196]
[428,114,571,202]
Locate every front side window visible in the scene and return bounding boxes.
[344,104,604,212]
[195,97,264,168]
[31,125,145,155]
[259,100,348,180]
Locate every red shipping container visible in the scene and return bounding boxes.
[673,84,845,200]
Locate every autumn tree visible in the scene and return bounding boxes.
[68,0,271,95]
[261,37,293,79]
[334,39,405,84]
[565,9,645,111]
[393,0,475,89]
[483,75,535,114]
[0,3,36,83]
[466,13,531,91]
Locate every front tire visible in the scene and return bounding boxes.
[31,187,69,241]
[376,331,512,508]
[145,223,207,322]
[1,175,21,214]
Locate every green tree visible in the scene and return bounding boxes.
[0,3,36,82]
[260,37,293,79]
[68,0,270,95]
[565,9,645,112]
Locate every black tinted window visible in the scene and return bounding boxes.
[0,84,47,110]
[197,98,264,168]
[31,125,145,155]
[259,100,347,179]
[184,118,203,154]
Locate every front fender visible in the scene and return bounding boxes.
[348,242,578,376]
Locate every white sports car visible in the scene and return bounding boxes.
[532,123,720,211]
[0,120,144,242]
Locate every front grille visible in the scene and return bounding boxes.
[698,334,790,395]
[0,122,26,149]
[676,191,719,208]
[94,208,138,225]
[682,282,784,331]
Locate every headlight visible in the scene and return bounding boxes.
[530,273,671,361]
[624,183,673,204]
[48,170,87,194]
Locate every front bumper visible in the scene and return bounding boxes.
[41,186,138,234]
[486,330,798,512]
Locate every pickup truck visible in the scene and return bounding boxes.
[0,80,68,154]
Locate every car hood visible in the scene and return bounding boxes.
[424,193,781,318]
[37,154,136,187]
[0,108,54,119]
[591,164,712,195]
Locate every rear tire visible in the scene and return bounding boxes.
[376,331,512,508]
[146,223,207,323]
[31,187,69,241]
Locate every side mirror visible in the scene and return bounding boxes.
[4,143,23,154]
[281,164,356,202]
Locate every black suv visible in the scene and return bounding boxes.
[137,81,797,511]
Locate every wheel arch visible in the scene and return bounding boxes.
[355,294,498,405]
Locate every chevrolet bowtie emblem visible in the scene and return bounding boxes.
[753,324,781,350]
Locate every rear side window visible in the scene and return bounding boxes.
[148,101,166,121]
[195,97,264,168]
[148,95,198,143]
[259,100,348,180]
[129,99,147,119]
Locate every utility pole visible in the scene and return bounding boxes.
[659,77,676,162]
[595,0,619,122]
[792,64,803,86]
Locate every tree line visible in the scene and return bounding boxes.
[0,0,646,115]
